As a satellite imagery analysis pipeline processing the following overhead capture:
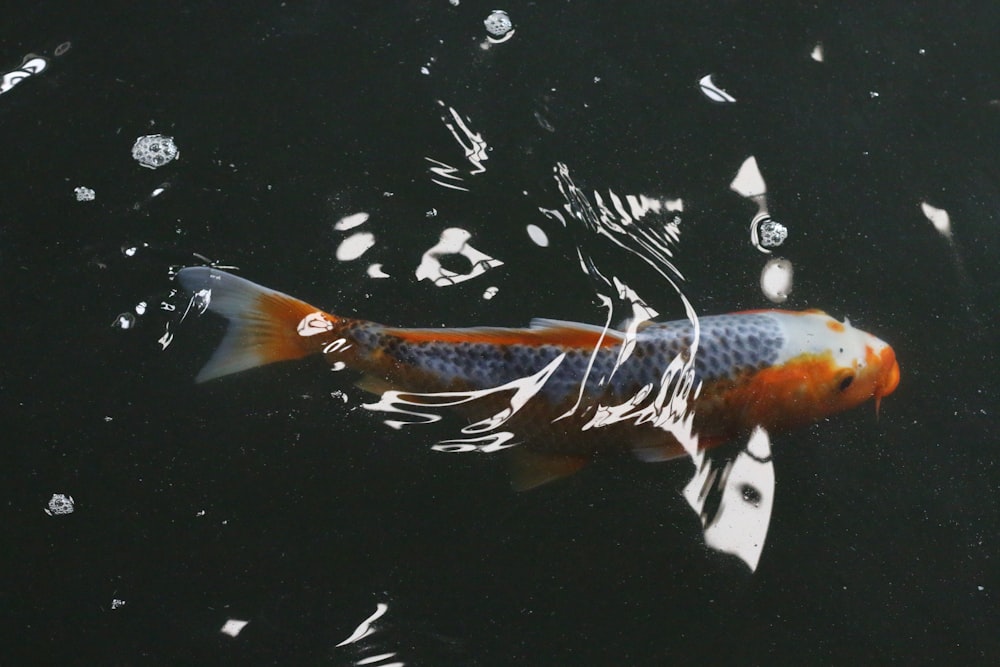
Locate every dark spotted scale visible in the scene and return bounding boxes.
[342,313,784,403]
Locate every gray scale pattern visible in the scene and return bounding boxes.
[353,313,785,400]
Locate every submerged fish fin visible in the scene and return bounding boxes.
[632,433,728,462]
[355,373,400,396]
[631,441,688,463]
[177,267,328,382]
[507,449,588,491]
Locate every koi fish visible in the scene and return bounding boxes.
[177,267,899,489]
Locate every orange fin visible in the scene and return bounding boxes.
[507,449,588,491]
[177,268,330,382]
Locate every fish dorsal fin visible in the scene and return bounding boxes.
[507,449,589,491]
[528,318,624,346]
[386,320,623,349]
[529,317,617,335]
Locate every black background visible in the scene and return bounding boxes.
[2,2,997,664]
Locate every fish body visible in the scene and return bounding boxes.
[177,268,899,484]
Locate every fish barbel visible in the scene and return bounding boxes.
[177,268,900,488]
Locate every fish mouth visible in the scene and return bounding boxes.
[874,346,900,416]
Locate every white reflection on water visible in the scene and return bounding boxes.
[544,163,701,457]
[760,257,794,304]
[337,603,389,647]
[0,54,48,97]
[424,158,469,192]
[698,74,736,103]
[335,211,371,231]
[369,163,703,461]
[920,201,951,239]
[919,200,974,310]
[335,602,406,666]
[365,161,775,570]
[684,427,775,571]
[414,227,503,286]
[425,101,489,191]
[220,618,249,638]
[336,232,377,261]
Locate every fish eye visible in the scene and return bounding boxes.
[837,373,855,392]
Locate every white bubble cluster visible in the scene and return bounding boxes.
[750,214,787,253]
[74,186,95,202]
[45,493,75,516]
[758,219,787,248]
[131,134,179,169]
[484,10,514,41]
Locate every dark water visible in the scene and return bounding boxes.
[3,2,997,664]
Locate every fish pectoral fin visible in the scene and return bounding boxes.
[631,433,731,463]
[354,374,401,396]
[630,431,689,462]
[631,442,687,463]
[507,450,588,492]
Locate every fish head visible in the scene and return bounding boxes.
[803,312,900,420]
[743,311,900,431]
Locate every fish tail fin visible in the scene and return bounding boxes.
[177,267,334,383]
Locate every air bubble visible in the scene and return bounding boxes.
[45,493,75,516]
[484,10,514,42]
[121,242,148,258]
[112,312,137,330]
[751,214,787,253]
[131,134,179,169]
